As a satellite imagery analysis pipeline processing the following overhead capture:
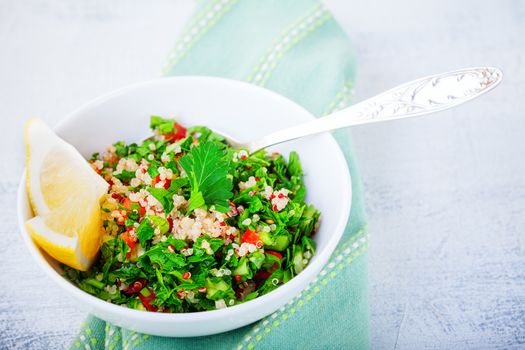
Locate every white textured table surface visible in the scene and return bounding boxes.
[1,1,524,349]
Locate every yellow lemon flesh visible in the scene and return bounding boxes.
[25,119,109,271]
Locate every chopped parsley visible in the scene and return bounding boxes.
[63,116,321,313]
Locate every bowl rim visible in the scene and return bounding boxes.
[16,76,352,324]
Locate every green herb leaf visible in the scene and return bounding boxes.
[298,204,320,236]
[287,151,303,177]
[114,170,135,183]
[187,126,225,143]
[150,116,175,134]
[166,237,187,251]
[113,264,146,281]
[179,136,193,153]
[136,219,155,246]
[208,238,223,252]
[141,246,187,270]
[114,141,128,157]
[187,190,205,213]
[147,164,160,178]
[125,218,135,228]
[179,142,233,213]
[272,154,288,181]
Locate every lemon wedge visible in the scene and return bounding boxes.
[24,119,109,271]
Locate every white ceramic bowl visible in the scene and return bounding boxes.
[17,76,351,337]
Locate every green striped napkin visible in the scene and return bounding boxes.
[72,0,369,348]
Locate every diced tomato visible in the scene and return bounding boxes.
[153,175,171,189]
[241,229,261,245]
[173,122,187,140]
[120,231,137,250]
[266,250,282,260]
[120,230,136,259]
[138,288,158,311]
[163,122,187,141]
[139,299,158,311]
[121,198,145,216]
[167,217,174,232]
[235,275,242,282]
[122,198,132,210]
[111,193,123,201]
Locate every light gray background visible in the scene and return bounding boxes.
[1,1,523,349]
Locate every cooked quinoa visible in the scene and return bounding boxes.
[63,116,320,312]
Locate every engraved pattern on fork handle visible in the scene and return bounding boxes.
[347,67,502,121]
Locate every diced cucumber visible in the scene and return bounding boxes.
[293,250,305,274]
[85,278,105,290]
[139,287,151,297]
[129,298,145,310]
[267,235,290,251]
[283,270,292,283]
[233,257,250,276]
[249,251,265,269]
[260,230,274,245]
[206,278,230,300]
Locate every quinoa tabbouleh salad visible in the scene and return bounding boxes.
[64,116,320,312]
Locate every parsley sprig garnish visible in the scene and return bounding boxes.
[179,141,233,213]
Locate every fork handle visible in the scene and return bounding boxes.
[248,67,502,152]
